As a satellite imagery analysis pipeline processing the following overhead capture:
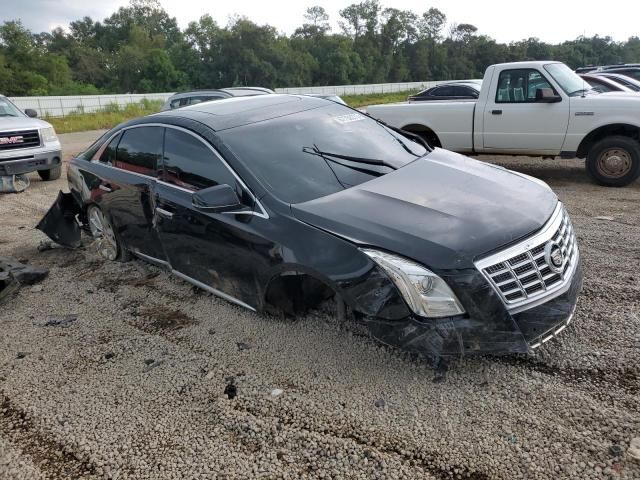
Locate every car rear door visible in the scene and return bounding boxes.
[90,126,167,263]
[154,127,268,308]
[482,68,570,153]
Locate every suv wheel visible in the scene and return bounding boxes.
[586,136,640,187]
[38,165,62,181]
[87,205,130,262]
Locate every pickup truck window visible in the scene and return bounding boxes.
[495,69,553,103]
[544,63,594,96]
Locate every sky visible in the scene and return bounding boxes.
[4,0,640,44]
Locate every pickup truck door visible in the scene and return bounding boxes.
[482,68,570,153]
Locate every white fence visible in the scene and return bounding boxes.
[275,80,447,96]
[9,81,455,118]
[10,93,174,118]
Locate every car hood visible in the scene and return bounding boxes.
[292,148,557,271]
[0,116,51,131]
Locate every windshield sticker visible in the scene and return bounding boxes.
[333,113,366,124]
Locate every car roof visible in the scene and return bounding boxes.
[153,94,331,131]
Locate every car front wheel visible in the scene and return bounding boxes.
[87,205,130,262]
[38,165,62,181]
[586,136,640,187]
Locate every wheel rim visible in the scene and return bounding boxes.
[88,207,118,261]
[596,148,632,179]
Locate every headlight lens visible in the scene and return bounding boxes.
[40,126,58,143]
[361,248,465,318]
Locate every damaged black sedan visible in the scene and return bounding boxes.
[40,95,581,357]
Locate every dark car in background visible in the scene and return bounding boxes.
[40,95,581,358]
[594,72,640,92]
[578,74,635,93]
[161,87,273,111]
[599,66,640,81]
[408,81,481,102]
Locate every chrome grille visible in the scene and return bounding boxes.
[0,129,40,151]
[475,204,579,313]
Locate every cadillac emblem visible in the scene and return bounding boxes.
[545,242,564,273]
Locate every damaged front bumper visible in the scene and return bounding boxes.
[363,261,583,357]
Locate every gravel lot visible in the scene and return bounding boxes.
[0,130,638,479]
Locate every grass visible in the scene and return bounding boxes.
[46,100,164,134]
[44,91,417,134]
[342,90,417,108]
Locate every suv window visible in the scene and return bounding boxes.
[162,128,237,191]
[495,69,553,103]
[99,133,122,165]
[115,127,163,177]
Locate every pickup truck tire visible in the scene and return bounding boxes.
[586,136,640,187]
[87,205,130,262]
[38,165,62,181]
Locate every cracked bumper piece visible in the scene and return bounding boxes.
[0,149,62,176]
[363,260,583,358]
[36,191,82,248]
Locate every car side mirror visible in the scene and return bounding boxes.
[535,88,562,103]
[191,184,245,213]
[25,108,38,118]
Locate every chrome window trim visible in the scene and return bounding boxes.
[132,250,256,312]
[90,123,269,219]
[475,202,579,314]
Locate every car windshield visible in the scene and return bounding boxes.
[544,63,592,96]
[220,104,428,204]
[0,97,24,117]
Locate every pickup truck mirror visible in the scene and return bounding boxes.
[24,108,38,118]
[535,88,562,103]
[191,184,246,213]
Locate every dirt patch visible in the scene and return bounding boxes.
[134,305,198,333]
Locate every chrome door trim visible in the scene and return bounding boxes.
[132,250,257,312]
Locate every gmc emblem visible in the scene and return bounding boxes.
[0,136,24,145]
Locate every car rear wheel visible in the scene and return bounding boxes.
[586,136,640,187]
[38,165,62,181]
[87,205,129,262]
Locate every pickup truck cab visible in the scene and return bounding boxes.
[0,95,62,181]
[367,61,640,186]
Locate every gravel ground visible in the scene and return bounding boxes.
[0,131,638,479]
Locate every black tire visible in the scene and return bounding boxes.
[38,165,62,181]
[586,136,640,187]
[87,205,130,262]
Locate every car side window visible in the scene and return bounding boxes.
[162,128,237,192]
[460,86,479,98]
[495,69,554,103]
[99,133,122,165]
[115,127,163,177]
[434,86,455,97]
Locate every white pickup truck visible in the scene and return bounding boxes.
[367,61,640,186]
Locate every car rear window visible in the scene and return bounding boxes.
[220,104,427,204]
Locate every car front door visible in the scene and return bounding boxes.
[482,68,570,153]
[90,126,167,263]
[154,127,269,308]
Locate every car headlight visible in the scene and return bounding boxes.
[40,126,58,143]
[361,248,465,318]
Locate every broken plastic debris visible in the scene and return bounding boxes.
[270,389,284,397]
[0,257,49,304]
[0,174,30,193]
[36,191,82,248]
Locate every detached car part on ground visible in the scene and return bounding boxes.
[0,95,62,183]
[38,95,582,358]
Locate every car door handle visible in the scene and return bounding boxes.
[156,207,174,219]
[99,184,113,193]
[491,109,503,115]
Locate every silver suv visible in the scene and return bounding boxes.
[0,96,62,181]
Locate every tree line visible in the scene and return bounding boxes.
[2,0,639,96]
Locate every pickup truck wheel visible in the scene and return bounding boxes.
[586,136,640,187]
[87,205,130,262]
[38,165,62,181]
